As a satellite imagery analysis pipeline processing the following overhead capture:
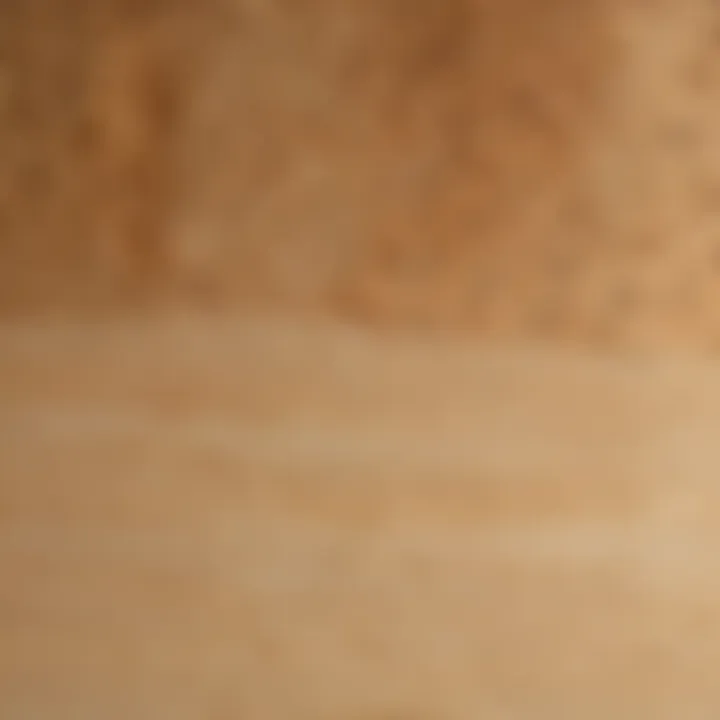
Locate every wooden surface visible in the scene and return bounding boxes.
[6,1,720,716]
[4,313,720,718]
[5,1,720,351]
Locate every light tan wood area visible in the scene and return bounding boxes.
[3,314,720,718]
[7,1,720,717]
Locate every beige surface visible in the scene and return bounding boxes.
[6,1,720,718]
[4,314,720,718]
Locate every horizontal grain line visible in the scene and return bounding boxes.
[2,403,646,479]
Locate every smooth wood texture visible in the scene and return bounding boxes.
[6,1,720,716]
[3,314,720,718]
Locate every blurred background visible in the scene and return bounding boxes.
[3,0,720,346]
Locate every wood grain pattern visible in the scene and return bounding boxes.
[6,1,720,716]
[3,315,720,718]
